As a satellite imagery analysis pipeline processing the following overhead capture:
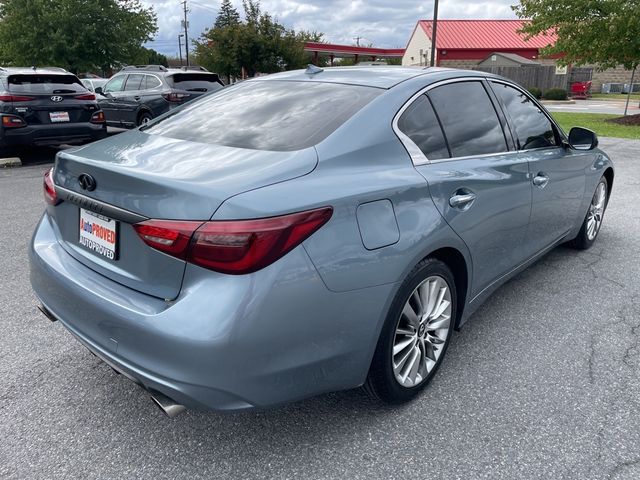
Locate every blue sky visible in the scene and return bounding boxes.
[142,0,518,57]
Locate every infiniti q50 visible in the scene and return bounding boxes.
[30,67,613,416]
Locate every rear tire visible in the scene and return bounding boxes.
[364,258,456,404]
[137,111,153,127]
[568,176,608,250]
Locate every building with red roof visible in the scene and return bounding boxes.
[403,20,557,68]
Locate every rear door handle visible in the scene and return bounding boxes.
[449,191,477,209]
[133,96,141,101]
[533,173,549,188]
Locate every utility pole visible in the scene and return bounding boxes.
[624,65,636,116]
[182,0,190,67]
[430,0,439,67]
[354,36,361,47]
[178,34,184,66]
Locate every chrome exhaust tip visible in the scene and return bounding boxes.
[37,304,57,322]
[149,390,186,418]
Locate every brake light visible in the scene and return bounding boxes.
[133,207,333,274]
[90,111,105,123]
[0,94,35,102]
[162,92,190,103]
[75,93,96,100]
[1,115,27,128]
[43,168,59,205]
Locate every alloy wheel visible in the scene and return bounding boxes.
[586,181,607,241]
[392,275,452,387]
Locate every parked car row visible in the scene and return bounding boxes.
[0,64,224,149]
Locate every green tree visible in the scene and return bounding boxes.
[194,0,323,80]
[0,0,157,74]
[130,47,169,67]
[514,0,640,70]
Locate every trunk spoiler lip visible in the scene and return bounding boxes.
[55,185,148,224]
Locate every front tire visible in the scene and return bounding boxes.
[365,258,456,404]
[568,176,608,250]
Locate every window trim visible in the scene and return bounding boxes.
[488,79,566,153]
[393,76,551,165]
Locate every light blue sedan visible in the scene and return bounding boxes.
[30,67,613,416]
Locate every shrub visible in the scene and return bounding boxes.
[527,87,542,99]
[544,88,568,100]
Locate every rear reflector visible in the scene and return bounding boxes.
[2,115,27,128]
[43,168,59,205]
[133,207,333,274]
[0,94,35,102]
[75,93,96,100]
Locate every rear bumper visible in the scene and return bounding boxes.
[0,121,107,147]
[30,212,393,411]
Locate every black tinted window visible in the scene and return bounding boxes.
[167,73,222,92]
[491,82,557,149]
[124,74,144,91]
[7,74,85,94]
[145,80,381,151]
[397,94,449,160]
[428,81,508,157]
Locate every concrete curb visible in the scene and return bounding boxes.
[541,100,576,105]
[0,157,22,167]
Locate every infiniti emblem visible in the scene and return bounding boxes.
[50,95,63,102]
[78,173,96,191]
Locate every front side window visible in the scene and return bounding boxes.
[145,80,381,151]
[491,82,557,150]
[397,94,449,160]
[104,75,126,93]
[428,81,508,158]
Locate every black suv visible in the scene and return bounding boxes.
[0,67,107,148]
[96,65,224,128]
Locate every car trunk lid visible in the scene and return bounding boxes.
[49,130,318,299]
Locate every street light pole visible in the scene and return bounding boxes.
[430,0,439,67]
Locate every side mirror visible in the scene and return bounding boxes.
[568,127,598,151]
[94,86,103,94]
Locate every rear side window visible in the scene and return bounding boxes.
[124,74,144,91]
[491,82,557,150]
[428,81,508,158]
[167,73,223,92]
[145,80,381,151]
[7,74,85,94]
[397,94,449,160]
[144,75,162,89]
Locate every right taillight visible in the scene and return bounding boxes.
[133,207,333,274]
[43,168,59,205]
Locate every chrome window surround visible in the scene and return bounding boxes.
[392,76,563,166]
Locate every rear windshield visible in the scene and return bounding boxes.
[8,74,85,94]
[167,73,223,92]
[145,80,381,151]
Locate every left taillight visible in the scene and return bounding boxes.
[43,168,59,205]
[1,115,27,128]
[133,207,333,275]
[75,93,96,100]
[90,111,105,124]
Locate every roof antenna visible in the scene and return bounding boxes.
[305,64,324,75]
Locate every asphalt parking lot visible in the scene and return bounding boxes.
[1,137,639,479]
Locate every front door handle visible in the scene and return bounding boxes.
[449,191,477,209]
[533,172,549,188]
[134,96,141,101]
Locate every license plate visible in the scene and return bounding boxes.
[79,209,118,260]
[50,111,70,123]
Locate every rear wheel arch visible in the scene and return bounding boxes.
[424,247,469,330]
